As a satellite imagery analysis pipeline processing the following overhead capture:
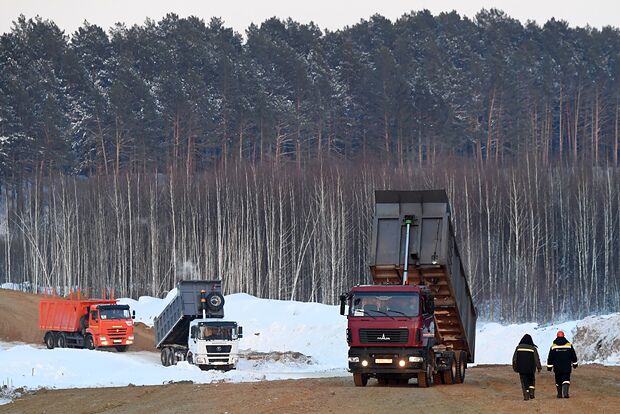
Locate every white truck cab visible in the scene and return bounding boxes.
[187,319,243,371]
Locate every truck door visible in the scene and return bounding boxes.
[421,295,435,347]
[90,309,99,333]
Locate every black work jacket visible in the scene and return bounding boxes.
[547,337,578,373]
[512,343,542,374]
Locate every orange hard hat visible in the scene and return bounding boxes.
[556,330,565,337]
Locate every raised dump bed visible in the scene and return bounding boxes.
[369,190,477,361]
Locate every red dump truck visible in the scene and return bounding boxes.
[39,292,135,351]
[340,190,477,387]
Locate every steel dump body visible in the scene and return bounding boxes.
[369,190,477,362]
[39,298,117,332]
[154,280,224,348]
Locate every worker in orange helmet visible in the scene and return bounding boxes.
[547,330,578,398]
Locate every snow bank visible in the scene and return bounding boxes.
[0,344,343,392]
[117,290,177,326]
[572,313,620,365]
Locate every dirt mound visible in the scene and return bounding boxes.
[0,288,154,352]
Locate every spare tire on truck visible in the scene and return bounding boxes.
[206,292,225,312]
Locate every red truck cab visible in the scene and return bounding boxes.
[341,285,436,385]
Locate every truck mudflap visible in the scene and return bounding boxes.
[347,347,428,374]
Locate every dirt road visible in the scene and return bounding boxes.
[0,288,155,351]
[2,365,619,414]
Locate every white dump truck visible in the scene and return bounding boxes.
[154,280,243,371]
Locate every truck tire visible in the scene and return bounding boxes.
[115,345,128,352]
[455,351,466,384]
[84,334,95,350]
[56,333,66,348]
[187,352,193,365]
[161,348,170,366]
[441,357,457,385]
[206,292,225,312]
[418,352,434,388]
[353,373,368,387]
[167,348,177,366]
[44,332,55,349]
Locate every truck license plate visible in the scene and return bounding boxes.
[375,358,392,364]
[113,340,122,343]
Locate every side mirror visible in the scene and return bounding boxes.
[238,326,243,339]
[339,294,347,316]
[132,310,136,319]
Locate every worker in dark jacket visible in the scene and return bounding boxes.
[512,334,542,400]
[547,330,578,398]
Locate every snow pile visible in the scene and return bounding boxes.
[0,345,340,394]
[474,320,579,365]
[223,293,347,367]
[117,290,177,326]
[572,313,620,365]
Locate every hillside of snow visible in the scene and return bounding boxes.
[1,287,619,405]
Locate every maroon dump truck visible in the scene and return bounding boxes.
[340,190,476,387]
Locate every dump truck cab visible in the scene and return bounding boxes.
[187,319,243,370]
[86,303,135,349]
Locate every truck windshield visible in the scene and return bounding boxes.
[350,292,419,317]
[196,323,237,340]
[99,305,131,320]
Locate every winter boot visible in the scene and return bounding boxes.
[556,385,562,398]
[528,386,535,399]
[521,384,530,400]
[562,383,570,398]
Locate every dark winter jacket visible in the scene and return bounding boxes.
[547,337,578,373]
[512,334,542,374]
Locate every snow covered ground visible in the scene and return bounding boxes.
[1,288,619,406]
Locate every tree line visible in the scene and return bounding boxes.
[0,10,619,178]
[1,160,619,322]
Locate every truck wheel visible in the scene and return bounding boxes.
[167,349,177,366]
[84,334,95,350]
[44,332,55,349]
[442,357,457,385]
[161,348,170,366]
[187,352,193,365]
[353,373,368,387]
[418,353,434,388]
[455,351,466,384]
[115,346,128,352]
[206,292,225,312]
[56,333,66,348]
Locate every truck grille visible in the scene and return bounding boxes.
[107,327,128,339]
[206,345,232,353]
[359,329,409,344]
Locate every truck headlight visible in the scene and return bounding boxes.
[128,336,134,340]
[197,357,205,364]
[348,357,359,363]
[408,356,424,363]
[99,336,107,341]
[361,360,369,367]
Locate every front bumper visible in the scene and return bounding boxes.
[347,347,427,374]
